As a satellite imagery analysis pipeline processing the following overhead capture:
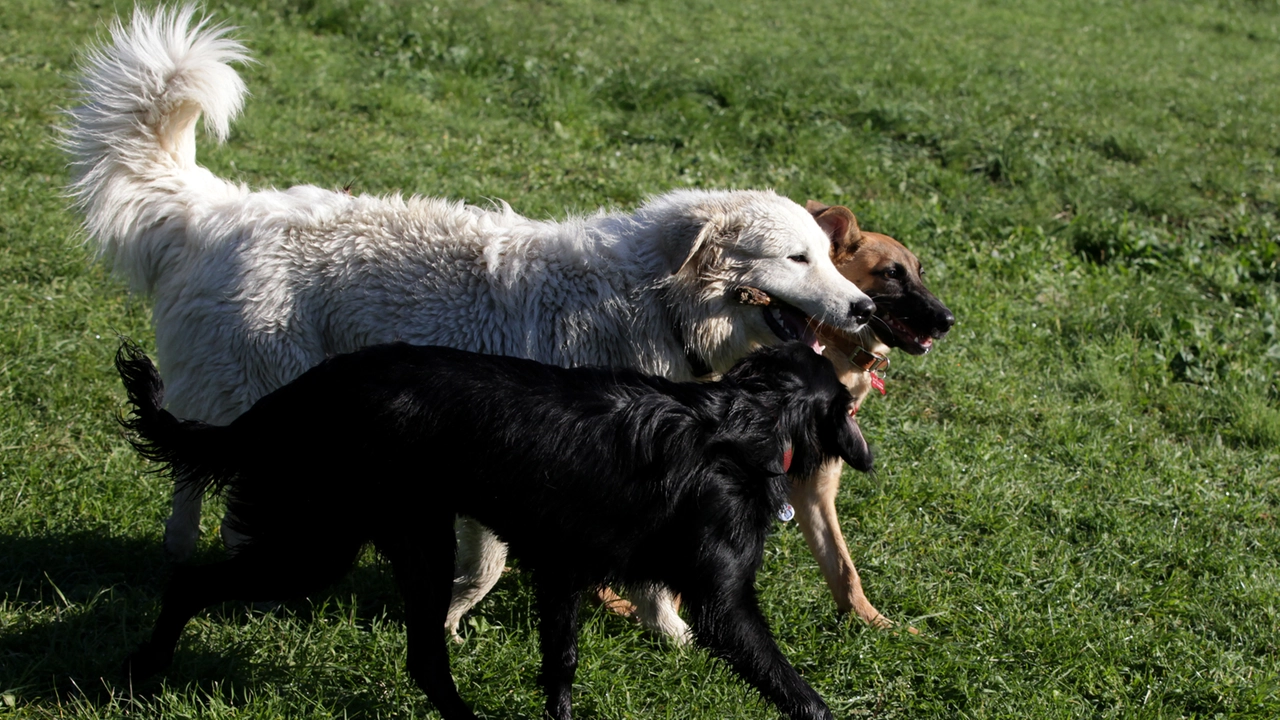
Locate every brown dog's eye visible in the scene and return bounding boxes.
[788,254,809,264]
[881,265,901,279]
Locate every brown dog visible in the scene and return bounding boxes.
[792,200,954,627]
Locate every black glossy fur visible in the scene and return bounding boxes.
[116,340,871,720]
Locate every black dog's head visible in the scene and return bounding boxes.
[723,342,873,476]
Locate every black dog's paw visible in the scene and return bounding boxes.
[121,643,171,685]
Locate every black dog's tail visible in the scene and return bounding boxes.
[115,341,239,497]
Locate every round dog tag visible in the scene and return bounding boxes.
[777,503,795,522]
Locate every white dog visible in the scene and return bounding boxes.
[65,6,874,642]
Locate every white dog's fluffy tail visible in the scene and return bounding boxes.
[63,5,248,293]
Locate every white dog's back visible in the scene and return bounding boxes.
[63,6,672,411]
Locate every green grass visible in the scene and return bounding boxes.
[3,0,1279,717]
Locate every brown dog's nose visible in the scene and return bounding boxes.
[849,298,875,326]
[938,309,955,333]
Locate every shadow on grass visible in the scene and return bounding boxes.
[0,527,614,712]
[0,530,409,712]
[0,529,640,715]
[0,530,165,705]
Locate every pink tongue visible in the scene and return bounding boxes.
[798,322,829,353]
[918,336,933,349]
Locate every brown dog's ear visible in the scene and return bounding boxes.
[806,201,862,263]
[804,199,831,215]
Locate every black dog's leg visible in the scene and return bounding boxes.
[124,562,212,682]
[126,543,358,682]
[534,578,582,720]
[687,579,833,720]
[379,529,477,720]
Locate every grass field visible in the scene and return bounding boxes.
[3,0,1279,717]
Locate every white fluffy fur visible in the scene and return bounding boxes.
[65,5,874,643]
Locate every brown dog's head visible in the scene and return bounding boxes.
[807,201,954,356]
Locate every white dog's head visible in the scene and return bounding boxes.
[643,190,875,376]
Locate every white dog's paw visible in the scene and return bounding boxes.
[630,588,693,646]
[664,619,694,648]
[445,621,465,644]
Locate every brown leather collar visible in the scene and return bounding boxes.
[848,345,890,374]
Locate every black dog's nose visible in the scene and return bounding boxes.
[849,298,875,326]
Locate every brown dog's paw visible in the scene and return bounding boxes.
[594,586,640,620]
[868,613,895,630]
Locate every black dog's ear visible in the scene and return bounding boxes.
[826,401,873,473]
[733,342,873,476]
[786,400,873,476]
[778,395,829,480]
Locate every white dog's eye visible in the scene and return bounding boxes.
[788,254,809,264]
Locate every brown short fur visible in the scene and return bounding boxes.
[791,201,954,627]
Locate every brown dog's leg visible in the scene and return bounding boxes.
[592,587,692,644]
[790,459,891,628]
[594,587,638,618]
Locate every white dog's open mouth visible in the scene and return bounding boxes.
[762,302,826,355]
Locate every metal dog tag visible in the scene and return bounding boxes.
[777,503,795,522]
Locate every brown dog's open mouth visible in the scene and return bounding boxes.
[875,314,937,355]
[762,302,826,355]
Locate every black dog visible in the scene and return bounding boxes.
[116,340,871,720]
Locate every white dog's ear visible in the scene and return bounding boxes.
[659,217,720,275]
[806,200,862,263]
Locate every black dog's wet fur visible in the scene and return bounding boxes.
[116,341,871,720]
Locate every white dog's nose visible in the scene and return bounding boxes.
[849,298,875,326]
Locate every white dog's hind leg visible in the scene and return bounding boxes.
[631,586,693,646]
[163,482,204,562]
[446,516,508,642]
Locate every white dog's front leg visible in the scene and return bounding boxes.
[446,516,509,642]
[163,482,204,562]
[630,585,692,645]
